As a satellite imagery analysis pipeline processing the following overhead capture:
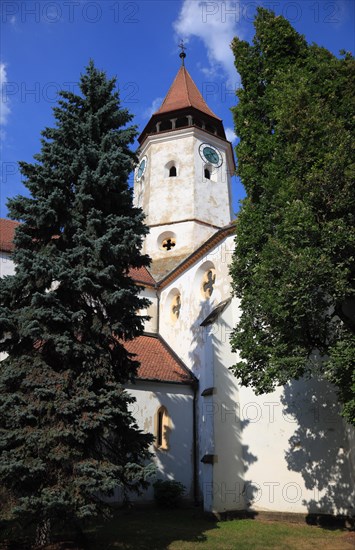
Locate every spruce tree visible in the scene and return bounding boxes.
[0,61,154,545]
[230,9,355,424]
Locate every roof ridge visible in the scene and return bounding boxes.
[156,333,197,383]
[182,67,191,108]
[155,222,236,287]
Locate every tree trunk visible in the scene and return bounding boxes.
[35,518,51,548]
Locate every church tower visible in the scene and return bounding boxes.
[134,51,235,279]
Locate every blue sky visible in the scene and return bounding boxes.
[1,0,354,218]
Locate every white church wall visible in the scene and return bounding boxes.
[209,300,246,513]
[144,221,216,264]
[158,235,235,509]
[125,380,195,501]
[159,234,234,373]
[236,380,355,515]
[0,252,15,360]
[139,286,158,333]
[156,235,354,516]
[211,298,355,516]
[0,252,15,277]
[199,335,215,512]
[346,423,355,498]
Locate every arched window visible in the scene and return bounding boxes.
[169,166,177,177]
[156,406,170,450]
[165,161,179,178]
[171,293,181,321]
[204,167,211,180]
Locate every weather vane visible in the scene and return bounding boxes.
[178,40,187,66]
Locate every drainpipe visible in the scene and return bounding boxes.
[193,379,199,505]
[155,283,160,334]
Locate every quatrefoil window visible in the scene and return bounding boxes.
[202,269,216,299]
[162,238,176,251]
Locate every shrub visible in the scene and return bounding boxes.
[153,480,185,508]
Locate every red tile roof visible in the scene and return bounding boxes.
[125,334,194,384]
[0,218,19,252]
[155,66,221,120]
[128,266,156,286]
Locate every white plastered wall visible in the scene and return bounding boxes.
[210,300,246,513]
[139,286,158,334]
[0,252,15,277]
[143,221,216,265]
[158,235,235,510]
[135,127,234,262]
[122,380,195,501]
[156,234,355,515]
[0,252,16,361]
[158,235,235,371]
[210,299,355,515]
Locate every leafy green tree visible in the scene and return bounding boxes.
[0,61,154,546]
[230,9,355,425]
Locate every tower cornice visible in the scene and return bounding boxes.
[138,125,236,173]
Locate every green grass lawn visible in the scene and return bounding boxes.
[84,507,352,550]
[1,507,353,549]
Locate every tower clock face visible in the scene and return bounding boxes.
[199,143,223,167]
[136,156,147,181]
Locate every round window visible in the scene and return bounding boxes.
[158,231,177,252]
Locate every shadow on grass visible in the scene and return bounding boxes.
[0,516,88,550]
[0,507,219,549]
[305,513,355,530]
[1,507,353,550]
[84,506,219,550]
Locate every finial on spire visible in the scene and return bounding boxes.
[178,40,186,66]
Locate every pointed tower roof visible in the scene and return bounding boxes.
[138,59,226,145]
[154,66,221,121]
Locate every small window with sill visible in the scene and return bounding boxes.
[165,160,179,178]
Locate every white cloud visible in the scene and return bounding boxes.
[173,0,245,84]
[225,127,237,143]
[0,63,11,138]
[143,96,164,119]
